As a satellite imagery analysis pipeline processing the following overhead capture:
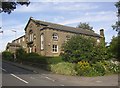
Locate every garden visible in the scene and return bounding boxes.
[2,35,120,77]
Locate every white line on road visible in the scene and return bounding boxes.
[60,84,65,86]
[0,67,7,72]
[10,74,29,84]
[45,76,55,82]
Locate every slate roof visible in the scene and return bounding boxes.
[28,17,101,38]
[7,43,21,47]
[12,35,25,42]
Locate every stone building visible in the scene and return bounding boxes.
[6,17,104,56]
[6,35,27,53]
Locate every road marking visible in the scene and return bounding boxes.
[45,76,55,82]
[96,80,102,83]
[10,74,29,84]
[0,67,7,72]
[60,84,65,86]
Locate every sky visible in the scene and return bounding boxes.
[0,0,118,52]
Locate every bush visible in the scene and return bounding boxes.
[108,61,120,74]
[92,62,106,76]
[46,56,63,64]
[75,61,107,76]
[75,61,92,76]
[50,62,77,75]
[61,35,106,63]
[16,48,27,62]
[2,51,14,61]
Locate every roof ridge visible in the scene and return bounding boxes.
[31,18,101,38]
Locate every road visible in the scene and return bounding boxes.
[2,62,64,86]
[1,61,119,86]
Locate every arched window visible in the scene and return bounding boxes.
[52,33,58,40]
[41,33,44,50]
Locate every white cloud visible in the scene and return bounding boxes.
[54,3,99,11]
[15,2,99,13]
[30,0,117,2]
[59,11,117,25]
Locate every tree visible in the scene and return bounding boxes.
[112,1,120,32]
[77,22,94,32]
[61,35,106,63]
[0,0,30,14]
[111,1,120,61]
[109,36,120,61]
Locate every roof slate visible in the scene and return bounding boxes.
[31,18,101,38]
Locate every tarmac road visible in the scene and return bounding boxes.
[1,61,119,87]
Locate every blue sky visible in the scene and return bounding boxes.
[0,0,118,52]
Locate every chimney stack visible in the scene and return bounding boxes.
[100,29,104,37]
[100,29,105,46]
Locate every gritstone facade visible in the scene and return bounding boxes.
[6,17,105,56]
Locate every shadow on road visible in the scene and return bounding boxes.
[2,60,50,75]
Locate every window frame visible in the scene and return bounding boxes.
[52,33,58,41]
[40,33,44,50]
[29,30,33,42]
[52,45,58,53]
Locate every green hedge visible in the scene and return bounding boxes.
[2,51,14,61]
[24,53,63,65]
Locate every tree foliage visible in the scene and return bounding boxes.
[0,0,30,14]
[16,48,26,62]
[61,35,106,63]
[108,36,120,61]
[112,1,120,33]
[2,51,14,61]
[77,22,94,32]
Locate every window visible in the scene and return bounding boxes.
[41,34,44,50]
[23,37,25,41]
[29,30,33,42]
[29,33,33,42]
[52,45,58,53]
[18,39,20,43]
[52,33,58,40]
[66,35,71,41]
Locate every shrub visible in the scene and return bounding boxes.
[61,35,106,63]
[16,48,27,62]
[50,62,77,75]
[75,61,107,76]
[92,62,106,76]
[108,61,120,74]
[46,56,63,64]
[25,52,43,63]
[2,51,14,61]
[75,61,93,76]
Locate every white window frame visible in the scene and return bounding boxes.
[18,39,20,43]
[41,34,44,50]
[23,37,25,41]
[29,33,33,42]
[52,33,58,40]
[52,45,58,53]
